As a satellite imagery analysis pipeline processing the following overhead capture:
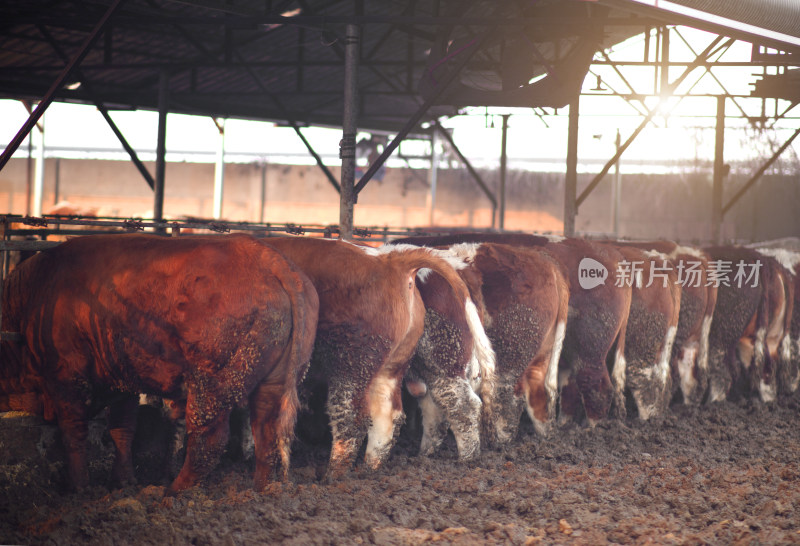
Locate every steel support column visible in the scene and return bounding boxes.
[612,129,621,237]
[499,114,509,230]
[212,118,225,219]
[32,119,45,217]
[427,130,440,226]
[0,0,126,172]
[154,70,169,223]
[339,23,359,240]
[711,96,725,243]
[564,96,579,237]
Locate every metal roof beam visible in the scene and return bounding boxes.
[354,28,493,196]
[35,23,156,190]
[722,126,800,216]
[576,34,724,208]
[0,0,126,172]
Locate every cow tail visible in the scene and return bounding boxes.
[752,258,772,396]
[546,266,570,426]
[271,262,320,481]
[382,246,497,441]
[610,285,632,420]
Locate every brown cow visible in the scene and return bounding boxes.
[417,242,569,444]
[608,245,681,420]
[704,246,782,402]
[0,234,318,494]
[399,246,496,459]
[615,241,717,406]
[393,233,632,426]
[258,237,475,478]
[750,247,799,394]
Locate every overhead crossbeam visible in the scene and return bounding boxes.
[354,28,493,196]
[0,0,126,172]
[575,35,724,208]
[36,24,156,190]
[722,126,800,216]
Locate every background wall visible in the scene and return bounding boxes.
[1,157,797,243]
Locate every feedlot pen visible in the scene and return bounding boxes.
[1,216,799,544]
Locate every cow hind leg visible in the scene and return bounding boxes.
[427,377,481,460]
[325,381,367,481]
[167,397,231,495]
[108,394,139,487]
[249,381,296,491]
[491,375,526,445]
[54,402,91,491]
[417,391,449,456]
[576,360,614,425]
[364,375,404,470]
[707,346,732,403]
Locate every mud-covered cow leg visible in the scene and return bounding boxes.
[364,374,405,469]
[108,394,139,487]
[53,398,91,490]
[166,391,232,495]
[249,382,287,490]
[417,389,449,455]
[325,377,368,480]
[425,376,481,459]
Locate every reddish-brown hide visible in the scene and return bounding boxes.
[393,233,632,425]
[259,237,471,478]
[1,234,318,494]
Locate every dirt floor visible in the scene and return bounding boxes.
[2,392,800,545]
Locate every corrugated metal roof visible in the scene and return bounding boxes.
[0,0,798,136]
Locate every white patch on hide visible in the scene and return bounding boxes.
[708,385,726,403]
[545,321,566,413]
[364,376,401,469]
[670,244,706,260]
[755,248,800,275]
[379,243,471,272]
[542,233,565,243]
[759,380,777,403]
[444,243,481,264]
[781,334,792,365]
[677,344,699,400]
[698,315,712,373]
[611,346,627,396]
[416,267,433,283]
[465,297,495,392]
[660,326,678,385]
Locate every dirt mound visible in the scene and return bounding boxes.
[2,394,799,544]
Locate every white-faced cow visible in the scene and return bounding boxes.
[0,234,319,494]
[394,244,496,460]
[615,241,717,406]
[607,245,681,420]
[753,247,800,393]
[704,246,790,403]
[393,233,631,426]
[440,242,567,443]
[258,237,476,479]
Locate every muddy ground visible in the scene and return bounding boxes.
[1,392,799,545]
